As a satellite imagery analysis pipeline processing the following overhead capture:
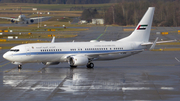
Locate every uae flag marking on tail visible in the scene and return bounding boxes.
[137,25,148,30]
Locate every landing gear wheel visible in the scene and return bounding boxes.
[70,65,77,68]
[18,65,22,70]
[87,63,94,68]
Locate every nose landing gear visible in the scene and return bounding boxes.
[18,65,22,72]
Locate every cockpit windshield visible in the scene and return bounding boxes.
[10,49,19,52]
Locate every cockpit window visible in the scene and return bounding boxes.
[10,49,19,52]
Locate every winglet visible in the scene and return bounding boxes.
[51,36,55,43]
[149,37,158,50]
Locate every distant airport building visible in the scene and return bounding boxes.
[32,8,37,11]
[79,20,87,24]
[92,19,104,25]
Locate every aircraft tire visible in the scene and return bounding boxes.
[87,63,94,68]
[18,65,22,70]
[70,65,77,68]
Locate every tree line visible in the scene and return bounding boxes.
[1,0,180,26]
[0,0,111,4]
[0,0,177,4]
[104,0,180,26]
[81,8,100,22]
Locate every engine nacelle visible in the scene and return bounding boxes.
[30,19,34,23]
[42,62,60,65]
[11,19,15,23]
[69,56,88,66]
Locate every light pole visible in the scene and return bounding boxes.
[112,5,115,24]
[37,12,39,28]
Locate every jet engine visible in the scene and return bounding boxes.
[68,56,88,66]
[30,19,34,23]
[11,20,15,23]
[42,62,60,65]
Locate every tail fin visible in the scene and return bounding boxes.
[118,7,155,42]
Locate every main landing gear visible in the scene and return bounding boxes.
[70,65,77,68]
[69,63,94,68]
[86,63,94,68]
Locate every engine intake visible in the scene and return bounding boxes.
[30,19,34,23]
[11,20,15,23]
[68,56,88,66]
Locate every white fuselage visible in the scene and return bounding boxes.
[18,15,28,21]
[3,41,145,64]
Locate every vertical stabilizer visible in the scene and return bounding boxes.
[118,7,155,42]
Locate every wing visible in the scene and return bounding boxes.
[86,49,144,59]
[0,17,14,20]
[30,16,51,20]
[63,49,144,61]
[0,17,19,21]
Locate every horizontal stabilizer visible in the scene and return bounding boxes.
[141,39,177,46]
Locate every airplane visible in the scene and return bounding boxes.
[3,7,176,70]
[0,14,50,24]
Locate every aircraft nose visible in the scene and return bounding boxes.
[3,52,9,60]
[3,53,7,59]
